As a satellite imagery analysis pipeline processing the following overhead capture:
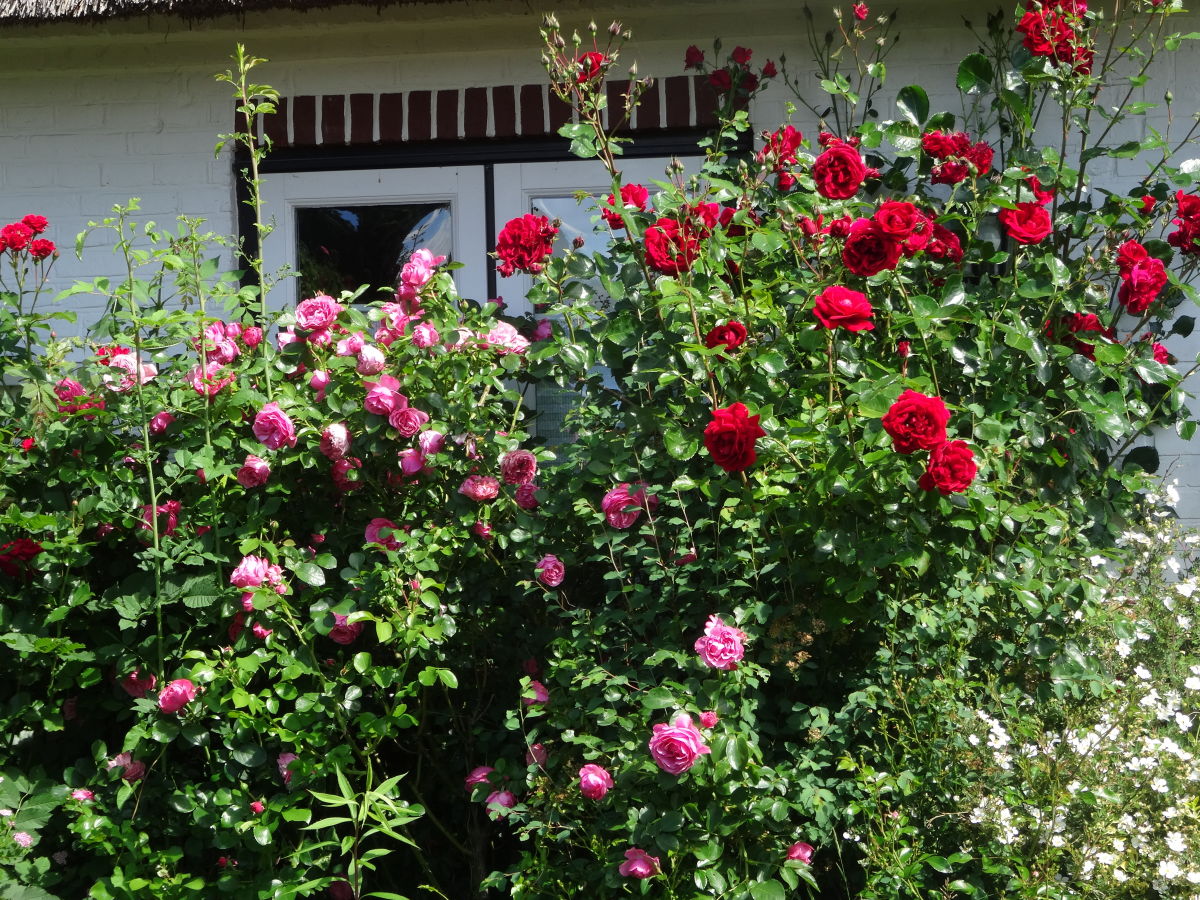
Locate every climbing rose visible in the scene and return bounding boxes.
[999,202,1053,244]
[1,222,32,251]
[389,405,429,437]
[601,183,649,229]
[277,752,298,784]
[21,214,47,234]
[319,424,352,461]
[619,848,661,879]
[812,139,869,199]
[812,285,874,332]
[355,345,386,376]
[495,214,557,277]
[601,483,657,529]
[148,411,175,436]
[120,670,157,699]
[464,766,494,790]
[295,294,343,331]
[699,711,719,728]
[853,2,869,19]
[882,390,950,454]
[328,614,363,645]
[364,517,403,551]
[919,440,978,495]
[705,321,748,351]
[485,790,516,820]
[526,743,548,766]
[250,801,265,814]
[787,842,815,864]
[187,361,234,397]
[578,764,614,800]
[515,483,541,510]
[157,679,196,714]
[252,402,297,450]
[576,50,608,82]
[71,789,94,802]
[459,475,501,502]
[643,218,699,275]
[236,455,270,488]
[534,555,564,588]
[694,614,748,670]
[841,218,902,276]
[500,449,538,485]
[648,712,710,775]
[703,402,766,473]
[684,45,704,69]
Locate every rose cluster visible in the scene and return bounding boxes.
[0,214,55,258]
[882,390,977,495]
[1016,0,1093,74]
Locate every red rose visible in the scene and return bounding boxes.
[931,160,971,185]
[644,218,699,275]
[0,537,44,578]
[853,2,869,20]
[964,141,993,176]
[1023,174,1055,206]
[919,440,977,495]
[1,222,32,252]
[708,68,732,93]
[926,223,963,263]
[1153,342,1171,365]
[812,285,874,332]
[703,402,766,473]
[22,214,48,234]
[756,125,803,167]
[999,202,1053,244]
[496,214,558,277]
[29,239,55,260]
[873,201,922,240]
[601,183,650,229]
[1119,256,1167,314]
[576,51,608,83]
[762,60,778,78]
[684,45,705,69]
[812,140,868,200]
[841,218,902,277]
[730,46,752,66]
[705,321,749,351]
[882,390,950,454]
[1045,313,1114,360]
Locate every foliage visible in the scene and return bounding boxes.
[3,3,1200,899]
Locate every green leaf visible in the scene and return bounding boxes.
[749,880,786,900]
[896,85,929,125]
[956,53,993,94]
[1123,445,1159,474]
[664,424,699,461]
[293,561,325,587]
[926,855,954,874]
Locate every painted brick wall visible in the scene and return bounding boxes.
[3,0,1200,515]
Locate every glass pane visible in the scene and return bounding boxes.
[531,195,614,444]
[295,204,452,303]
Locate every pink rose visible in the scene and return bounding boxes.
[336,332,366,357]
[398,448,426,475]
[329,613,363,645]
[71,789,94,801]
[242,326,263,348]
[618,848,661,879]
[578,763,613,800]
[356,345,386,375]
[464,766,495,790]
[148,411,175,436]
[787,842,815,864]
[187,361,234,397]
[419,430,445,457]
[320,423,352,461]
[500,449,538,485]
[295,294,344,331]
[523,679,550,706]
[250,800,265,814]
[485,789,516,820]
[252,622,272,641]
[236,454,271,488]
[389,406,430,437]
[121,760,146,783]
[253,402,297,450]
[515,483,540,510]
[332,457,363,492]
[694,614,748,670]
[277,752,298,784]
[397,248,445,299]
[120,669,157,698]
[532,319,553,342]
[534,554,564,588]
[459,475,501,502]
[364,375,404,416]
[601,483,658,529]
[648,712,711,775]
[525,743,548,766]
[483,321,530,355]
[365,517,403,551]
[157,678,196,714]
[230,555,273,589]
[472,521,493,540]
[699,710,719,728]
[309,369,330,401]
[411,322,440,348]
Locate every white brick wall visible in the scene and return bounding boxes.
[3,0,1200,515]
